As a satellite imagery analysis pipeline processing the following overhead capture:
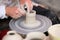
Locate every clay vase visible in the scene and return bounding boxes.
[24,32,47,40]
[2,31,23,40]
[48,24,60,40]
[23,10,40,28]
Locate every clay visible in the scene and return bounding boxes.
[20,10,40,28]
[2,31,23,40]
[25,32,46,40]
[48,24,60,40]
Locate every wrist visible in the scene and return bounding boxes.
[6,7,10,16]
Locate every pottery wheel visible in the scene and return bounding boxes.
[9,15,52,34]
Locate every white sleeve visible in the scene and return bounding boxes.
[0,5,8,19]
[32,2,39,6]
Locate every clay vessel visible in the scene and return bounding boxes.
[24,32,46,40]
[2,31,23,40]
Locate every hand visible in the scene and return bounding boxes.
[6,7,25,19]
[20,0,33,11]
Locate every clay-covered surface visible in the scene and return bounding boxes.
[9,15,52,34]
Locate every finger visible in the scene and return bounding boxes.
[16,14,22,18]
[18,8,26,15]
[15,9,22,16]
[26,0,33,10]
[15,10,23,17]
[19,10,26,16]
[12,15,21,19]
[11,12,22,19]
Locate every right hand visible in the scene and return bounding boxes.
[6,7,25,19]
[20,0,33,11]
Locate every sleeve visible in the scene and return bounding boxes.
[0,5,8,19]
[32,2,39,6]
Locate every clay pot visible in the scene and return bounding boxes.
[48,24,60,40]
[2,31,23,40]
[24,32,47,40]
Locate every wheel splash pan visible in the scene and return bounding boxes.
[9,15,52,34]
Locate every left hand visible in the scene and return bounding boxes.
[6,7,25,19]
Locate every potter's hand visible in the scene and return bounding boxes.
[20,0,33,12]
[6,7,25,19]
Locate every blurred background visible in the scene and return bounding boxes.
[0,0,60,40]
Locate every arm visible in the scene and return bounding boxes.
[0,5,26,19]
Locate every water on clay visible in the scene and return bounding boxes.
[20,20,41,28]
[20,10,41,28]
[9,14,52,34]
